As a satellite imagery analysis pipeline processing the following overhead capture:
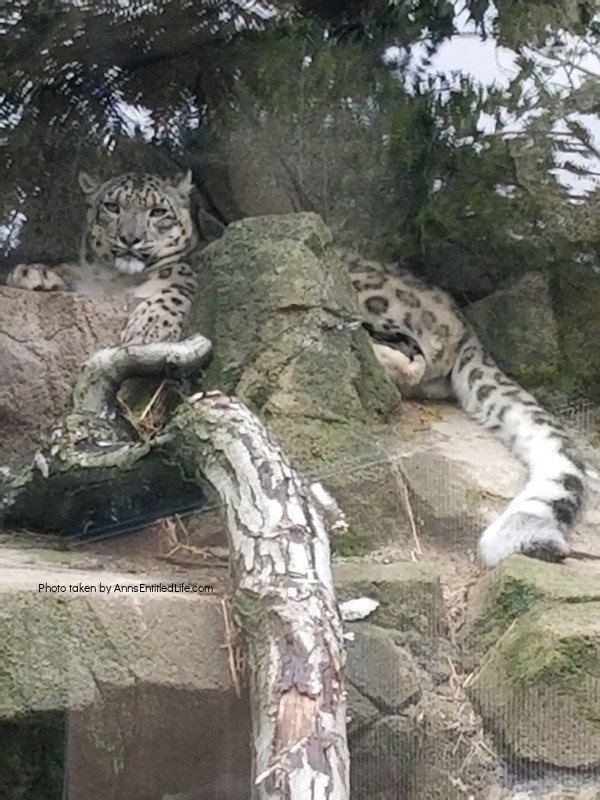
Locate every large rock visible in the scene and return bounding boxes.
[464,271,560,390]
[462,556,600,770]
[188,212,399,422]
[334,561,445,635]
[464,266,600,402]
[350,714,424,798]
[0,548,248,800]
[467,602,600,770]
[556,264,600,400]
[463,555,600,657]
[345,624,422,714]
[0,287,130,462]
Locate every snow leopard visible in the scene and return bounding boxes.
[4,170,586,567]
[340,249,586,567]
[5,170,199,345]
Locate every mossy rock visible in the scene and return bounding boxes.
[187,212,400,422]
[333,561,445,634]
[186,213,412,551]
[0,591,231,719]
[556,265,600,398]
[0,593,128,717]
[462,555,600,659]
[269,417,419,553]
[467,602,600,769]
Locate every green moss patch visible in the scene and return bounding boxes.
[463,556,600,658]
[467,602,600,768]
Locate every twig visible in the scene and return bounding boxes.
[221,598,243,699]
[138,379,167,424]
[391,459,422,556]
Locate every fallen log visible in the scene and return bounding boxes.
[178,390,350,799]
[1,334,350,800]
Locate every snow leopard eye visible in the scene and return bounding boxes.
[103,201,119,214]
[149,207,168,218]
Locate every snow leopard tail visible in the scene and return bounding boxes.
[450,332,586,567]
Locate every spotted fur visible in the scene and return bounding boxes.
[5,171,199,344]
[340,248,587,567]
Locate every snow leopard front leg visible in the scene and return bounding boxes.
[117,262,200,420]
[120,261,198,345]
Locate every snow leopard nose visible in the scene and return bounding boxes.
[118,232,142,248]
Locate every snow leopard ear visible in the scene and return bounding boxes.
[78,171,101,197]
[171,169,194,199]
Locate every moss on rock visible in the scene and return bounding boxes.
[556,266,600,400]
[463,558,600,768]
[463,555,600,658]
[464,272,561,391]
[333,561,445,634]
[187,212,400,420]
[467,602,600,769]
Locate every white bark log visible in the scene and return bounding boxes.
[181,390,350,800]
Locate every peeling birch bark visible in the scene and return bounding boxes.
[1,336,350,799]
[174,392,350,800]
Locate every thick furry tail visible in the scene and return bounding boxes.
[451,333,587,567]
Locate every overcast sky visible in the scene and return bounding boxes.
[398,1,600,197]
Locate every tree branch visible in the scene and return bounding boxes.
[72,334,213,414]
[173,392,350,798]
[1,335,213,535]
